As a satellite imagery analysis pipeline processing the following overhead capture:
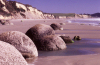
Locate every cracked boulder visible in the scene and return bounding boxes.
[0,31,38,58]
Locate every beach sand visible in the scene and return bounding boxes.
[0,19,100,65]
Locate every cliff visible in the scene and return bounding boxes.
[0,0,55,19]
[75,14,91,18]
[51,13,91,19]
[91,13,100,18]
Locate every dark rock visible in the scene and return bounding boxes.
[0,31,38,58]
[60,36,74,44]
[50,23,63,30]
[59,23,66,25]
[73,36,81,40]
[34,35,66,51]
[44,21,47,22]
[0,41,28,65]
[20,13,26,18]
[0,1,4,8]
[0,20,13,25]
[91,13,100,17]
[22,53,36,59]
[0,20,5,25]
[26,24,55,41]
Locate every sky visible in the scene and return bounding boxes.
[11,0,100,14]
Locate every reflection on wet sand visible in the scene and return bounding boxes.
[27,38,100,65]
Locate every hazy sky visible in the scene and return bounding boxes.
[11,0,100,14]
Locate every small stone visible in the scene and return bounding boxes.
[50,23,63,30]
[73,36,81,40]
[60,36,74,44]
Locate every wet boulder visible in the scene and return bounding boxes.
[0,31,38,58]
[26,24,55,41]
[50,23,63,30]
[60,36,74,44]
[0,41,28,65]
[34,35,67,51]
[73,36,81,40]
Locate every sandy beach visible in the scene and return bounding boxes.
[1,19,100,65]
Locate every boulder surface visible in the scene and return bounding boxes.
[0,31,38,58]
[34,35,67,51]
[50,23,63,30]
[26,24,55,41]
[60,36,74,44]
[0,41,28,65]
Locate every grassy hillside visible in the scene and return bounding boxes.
[51,13,75,17]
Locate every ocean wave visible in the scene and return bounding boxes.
[79,18,100,21]
[67,20,72,23]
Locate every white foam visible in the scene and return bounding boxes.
[79,18,100,21]
[67,20,72,23]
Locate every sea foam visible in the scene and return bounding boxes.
[66,18,100,27]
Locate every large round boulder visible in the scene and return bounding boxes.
[0,31,38,58]
[34,35,67,51]
[0,41,28,65]
[50,23,63,30]
[26,24,55,41]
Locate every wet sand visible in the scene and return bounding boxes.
[0,19,100,65]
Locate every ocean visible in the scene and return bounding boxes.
[67,18,100,26]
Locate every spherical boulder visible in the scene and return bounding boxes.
[26,24,55,41]
[0,31,38,58]
[50,23,63,30]
[34,35,67,51]
[60,36,74,44]
[0,41,28,65]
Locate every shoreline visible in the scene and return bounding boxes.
[0,19,100,65]
[33,54,100,65]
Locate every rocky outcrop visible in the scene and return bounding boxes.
[59,16,66,19]
[0,31,38,58]
[0,0,55,19]
[43,13,55,19]
[75,14,91,18]
[0,41,28,65]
